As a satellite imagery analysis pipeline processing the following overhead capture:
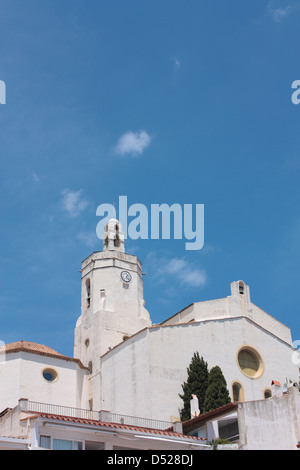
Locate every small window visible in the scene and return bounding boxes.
[232,382,244,402]
[53,439,83,450]
[264,389,272,399]
[42,368,58,382]
[86,279,91,308]
[239,282,244,294]
[40,435,51,449]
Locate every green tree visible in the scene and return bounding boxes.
[203,366,231,413]
[179,352,209,421]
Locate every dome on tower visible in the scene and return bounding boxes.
[0,340,63,357]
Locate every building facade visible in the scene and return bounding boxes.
[182,383,300,450]
[0,218,299,448]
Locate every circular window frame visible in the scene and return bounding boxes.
[42,367,59,383]
[237,345,264,380]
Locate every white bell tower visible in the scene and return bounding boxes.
[102,218,125,253]
[73,218,152,370]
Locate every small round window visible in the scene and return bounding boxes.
[42,368,58,382]
[237,346,264,379]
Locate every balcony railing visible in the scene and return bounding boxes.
[110,412,172,430]
[19,399,172,431]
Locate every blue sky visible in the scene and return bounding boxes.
[0,0,299,357]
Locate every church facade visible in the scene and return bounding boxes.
[0,219,299,425]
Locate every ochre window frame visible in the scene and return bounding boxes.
[232,381,245,402]
[236,345,264,379]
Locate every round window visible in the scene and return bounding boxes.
[42,368,58,382]
[237,346,264,379]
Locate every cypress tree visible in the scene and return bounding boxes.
[203,365,231,413]
[179,352,209,421]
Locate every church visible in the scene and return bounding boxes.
[0,218,299,427]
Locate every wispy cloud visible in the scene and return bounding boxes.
[114,130,152,157]
[61,189,88,218]
[146,252,207,288]
[164,257,207,287]
[31,172,40,183]
[267,1,292,22]
[171,56,181,71]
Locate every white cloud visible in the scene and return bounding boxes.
[146,252,207,288]
[114,130,152,157]
[61,189,88,218]
[267,2,292,22]
[164,257,207,287]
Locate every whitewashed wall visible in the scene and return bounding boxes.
[100,315,298,422]
[0,352,88,410]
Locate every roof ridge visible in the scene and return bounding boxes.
[23,412,206,441]
[0,341,89,370]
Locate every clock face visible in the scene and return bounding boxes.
[121,271,132,283]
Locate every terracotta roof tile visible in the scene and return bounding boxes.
[0,341,88,369]
[22,412,206,441]
[178,402,239,434]
[0,341,62,356]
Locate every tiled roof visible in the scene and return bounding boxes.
[0,341,88,369]
[22,412,206,442]
[178,402,239,434]
[0,341,63,356]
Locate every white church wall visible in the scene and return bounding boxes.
[194,298,232,321]
[99,328,151,416]
[100,316,298,423]
[161,295,293,347]
[0,352,87,411]
[246,302,292,345]
[0,353,21,410]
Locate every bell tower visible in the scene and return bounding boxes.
[102,218,125,253]
[73,218,152,369]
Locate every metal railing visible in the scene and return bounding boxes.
[20,399,99,420]
[110,412,172,430]
[19,399,172,430]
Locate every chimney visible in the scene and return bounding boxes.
[190,394,200,418]
[271,381,282,398]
